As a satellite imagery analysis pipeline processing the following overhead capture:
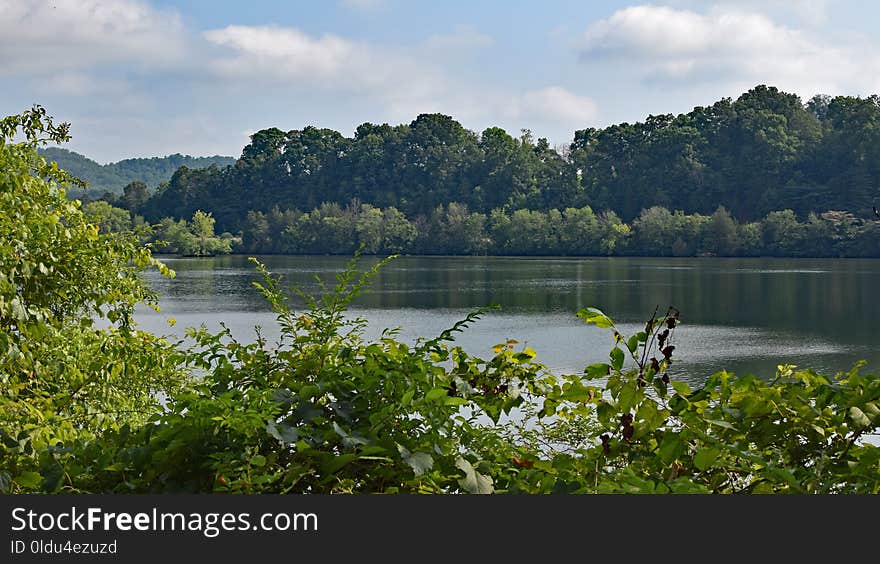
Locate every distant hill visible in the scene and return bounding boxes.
[39,147,236,195]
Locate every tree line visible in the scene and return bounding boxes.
[77,84,880,257]
[113,85,880,237]
[86,198,880,257]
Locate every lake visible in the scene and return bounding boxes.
[135,255,880,386]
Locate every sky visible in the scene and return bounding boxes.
[2,0,880,163]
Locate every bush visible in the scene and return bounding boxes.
[0,106,188,492]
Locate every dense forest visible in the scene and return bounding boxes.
[40,147,234,197]
[134,85,879,229]
[77,84,880,257]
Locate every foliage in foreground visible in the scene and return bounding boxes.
[530,308,880,493]
[0,106,187,491]
[5,252,879,494]
[2,107,878,494]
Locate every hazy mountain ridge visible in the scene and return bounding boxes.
[39,147,236,195]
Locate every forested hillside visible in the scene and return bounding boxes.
[139,85,880,233]
[39,147,235,196]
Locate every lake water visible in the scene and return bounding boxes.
[135,255,880,386]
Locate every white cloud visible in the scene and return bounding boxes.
[0,0,186,75]
[201,24,595,146]
[203,25,360,83]
[781,0,830,24]
[38,72,131,98]
[584,6,799,58]
[510,87,599,125]
[3,6,594,158]
[706,0,830,25]
[202,24,450,106]
[40,73,98,97]
[579,4,880,97]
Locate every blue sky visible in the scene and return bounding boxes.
[2,0,878,162]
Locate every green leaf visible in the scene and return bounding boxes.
[15,471,43,490]
[577,307,614,329]
[251,455,267,467]
[659,433,683,464]
[332,421,349,438]
[636,401,667,431]
[596,401,615,426]
[332,421,369,448]
[693,448,720,471]
[425,388,448,402]
[561,382,597,403]
[455,457,494,494]
[652,376,668,398]
[666,478,711,494]
[342,435,369,448]
[671,381,691,396]
[323,453,359,474]
[539,398,559,418]
[849,407,871,428]
[626,332,646,354]
[610,347,625,371]
[398,445,434,477]
[617,380,640,412]
[266,421,300,444]
[443,396,469,406]
[513,352,534,362]
[585,363,610,379]
[706,419,735,430]
[514,347,537,362]
[10,299,26,322]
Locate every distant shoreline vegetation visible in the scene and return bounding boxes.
[70,84,880,257]
[84,202,880,258]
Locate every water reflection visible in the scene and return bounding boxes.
[137,255,880,385]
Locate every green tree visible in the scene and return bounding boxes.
[121,180,150,211]
[381,207,417,253]
[427,203,489,255]
[81,200,132,233]
[152,211,231,256]
[355,204,384,254]
[597,211,630,255]
[559,206,601,255]
[736,222,763,256]
[631,207,678,255]
[0,106,187,491]
[702,206,739,256]
[761,209,804,256]
[242,210,271,253]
